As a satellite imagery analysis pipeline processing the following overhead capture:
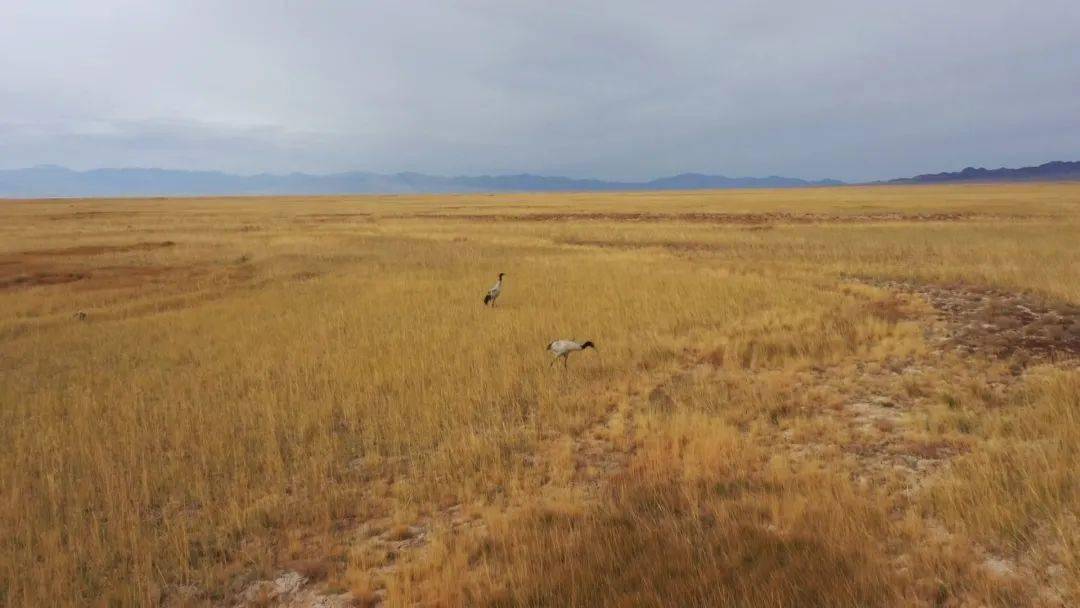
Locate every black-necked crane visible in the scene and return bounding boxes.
[547,339,595,368]
[483,272,505,306]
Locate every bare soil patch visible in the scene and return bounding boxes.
[232,571,354,608]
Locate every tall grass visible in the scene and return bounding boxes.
[0,184,1077,605]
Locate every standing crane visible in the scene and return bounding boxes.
[547,339,595,368]
[483,272,505,306]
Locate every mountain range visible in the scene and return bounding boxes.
[886,160,1080,184]
[0,160,1077,198]
[0,166,841,198]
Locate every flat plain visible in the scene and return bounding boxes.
[1,183,1078,606]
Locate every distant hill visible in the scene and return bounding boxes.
[887,160,1080,184]
[0,166,842,198]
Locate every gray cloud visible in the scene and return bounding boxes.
[1,0,1078,181]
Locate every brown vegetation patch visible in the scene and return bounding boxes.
[291,271,322,282]
[298,212,372,219]
[402,211,981,224]
[864,294,916,324]
[46,210,124,221]
[282,559,331,582]
[895,438,967,461]
[83,265,184,289]
[0,258,206,293]
[0,271,88,290]
[295,213,374,224]
[560,238,721,253]
[876,280,1080,362]
[22,241,176,257]
[0,242,181,291]
[646,386,675,411]
[703,347,726,367]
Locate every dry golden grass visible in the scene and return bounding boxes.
[0,183,1078,606]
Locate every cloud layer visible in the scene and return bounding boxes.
[2,1,1078,181]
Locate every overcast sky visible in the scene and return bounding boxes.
[1,1,1078,181]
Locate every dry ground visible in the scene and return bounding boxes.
[0,183,1078,607]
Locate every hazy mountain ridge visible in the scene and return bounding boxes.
[5,161,1079,197]
[887,160,1080,184]
[0,166,842,198]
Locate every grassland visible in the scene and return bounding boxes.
[1,183,1078,607]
